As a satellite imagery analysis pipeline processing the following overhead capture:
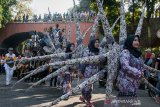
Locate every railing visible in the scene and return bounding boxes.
[12,17,96,23]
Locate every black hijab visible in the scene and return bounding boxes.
[88,39,99,55]
[124,35,142,58]
[66,43,74,59]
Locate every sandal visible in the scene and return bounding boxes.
[85,102,94,107]
[79,96,85,103]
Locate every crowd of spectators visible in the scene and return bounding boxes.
[14,11,96,23]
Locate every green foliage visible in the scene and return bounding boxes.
[90,0,120,36]
[146,0,159,22]
[90,2,97,11]
[126,2,142,34]
[79,0,159,38]
[77,0,91,11]
[0,5,3,28]
[0,0,17,28]
[74,0,159,39]
[13,0,33,20]
[0,0,33,28]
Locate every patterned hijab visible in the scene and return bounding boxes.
[124,35,142,58]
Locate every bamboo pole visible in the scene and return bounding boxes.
[135,2,146,36]
[119,0,127,48]
[88,12,100,42]
[73,0,83,46]
[26,65,69,91]
[100,16,121,48]
[10,52,68,64]
[47,67,107,106]
[104,44,120,107]
[13,53,108,87]
[67,14,72,42]
[96,0,115,45]
[82,25,93,39]
[144,64,160,73]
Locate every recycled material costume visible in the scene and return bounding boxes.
[116,35,144,106]
[62,43,75,94]
[79,39,100,105]
[117,35,144,96]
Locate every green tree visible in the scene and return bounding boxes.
[89,0,158,37]
[126,0,143,34]
[13,0,33,21]
[0,0,33,28]
[0,0,17,28]
[90,0,121,36]
[0,5,3,28]
[145,0,159,47]
[71,0,159,41]
[77,0,91,11]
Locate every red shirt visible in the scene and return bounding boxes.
[145,52,152,59]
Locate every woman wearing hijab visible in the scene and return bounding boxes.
[61,43,75,96]
[65,43,75,59]
[116,35,144,106]
[79,39,100,107]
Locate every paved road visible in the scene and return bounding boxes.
[0,75,159,107]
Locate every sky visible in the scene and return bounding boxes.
[30,0,79,15]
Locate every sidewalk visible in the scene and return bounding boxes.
[0,74,160,107]
[0,75,105,107]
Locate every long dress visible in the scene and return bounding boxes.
[117,49,144,95]
[116,49,144,106]
[62,71,71,94]
[62,48,74,94]
[79,49,100,102]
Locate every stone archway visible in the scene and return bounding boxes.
[1,31,35,48]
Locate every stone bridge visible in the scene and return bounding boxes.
[0,18,160,49]
[0,22,94,48]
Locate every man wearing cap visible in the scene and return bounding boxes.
[145,48,152,64]
[4,47,16,86]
